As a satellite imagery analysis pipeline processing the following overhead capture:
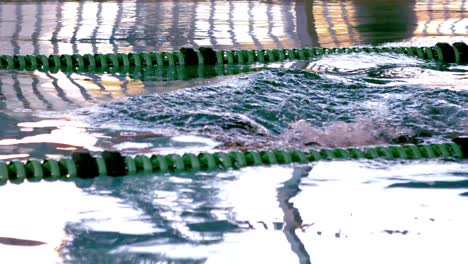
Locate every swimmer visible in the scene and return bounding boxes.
[215,117,421,150]
[57,116,422,153]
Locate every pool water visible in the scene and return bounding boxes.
[0,1,467,263]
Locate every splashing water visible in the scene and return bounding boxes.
[278,118,414,148]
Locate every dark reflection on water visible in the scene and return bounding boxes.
[277,166,312,264]
[0,237,46,247]
[353,0,417,45]
[389,179,468,189]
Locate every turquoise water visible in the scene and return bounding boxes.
[0,1,468,263]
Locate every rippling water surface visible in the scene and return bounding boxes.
[0,1,467,263]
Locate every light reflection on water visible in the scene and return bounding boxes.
[0,0,467,263]
[1,161,467,263]
[0,0,466,113]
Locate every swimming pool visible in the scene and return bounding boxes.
[0,1,467,263]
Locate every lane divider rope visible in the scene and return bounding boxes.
[0,42,466,75]
[0,138,466,186]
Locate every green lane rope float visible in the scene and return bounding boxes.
[0,138,466,186]
[0,42,466,75]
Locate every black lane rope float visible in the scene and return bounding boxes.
[0,42,466,75]
[1,138,466,186]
